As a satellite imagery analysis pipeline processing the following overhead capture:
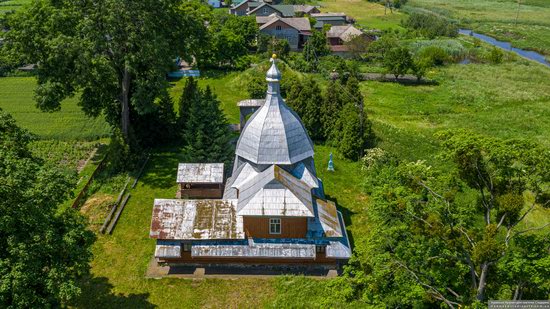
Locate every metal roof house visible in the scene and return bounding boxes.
[150,56,351,270]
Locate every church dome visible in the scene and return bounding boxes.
[235,57,314,165]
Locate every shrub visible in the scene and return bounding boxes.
[488,46,504,64]
[417,46,450,66]
[403,10,458,38]
[410,39,466,62]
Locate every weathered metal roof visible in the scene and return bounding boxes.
[237,165,315,217]
[192,243,316,258]
[235,59,314,165]
[237,99,264,107]
[315,198,343,237]
[155,244,181,258]
[311,12,346,17]
[150,199,244,240]
[176,163,224,184]
[258,16,311,32]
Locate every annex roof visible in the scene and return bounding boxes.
[192,243,316,259]
[237,165,315,217]
[293,4,318,14]
[327,24,363,41]
[150,199,244,240]
[235,58,314,165]
[291,162,319,188]
[315,198,343,237]
[176,163,224,184]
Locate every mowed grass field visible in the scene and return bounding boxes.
[74,143,366,308]
[0,0,31,15]
[0,77,110,140]
[406,0,550,55]
[319,0,405,30]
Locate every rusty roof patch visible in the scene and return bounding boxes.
[150,199,244,240]
[192,243,316,259]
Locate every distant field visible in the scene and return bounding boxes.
[0,0,30,15]
[406,0,550,55]
[0,77,110,140]
[318,0,404,30]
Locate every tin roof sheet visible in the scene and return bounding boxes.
[192,243,316,258]
[176,163,224,183]
[291,162,319,188]
[316,198,343,237]
[155,244,181,258]
[236,165,314,217]
[327,24,363,41]
[150,199,244,240]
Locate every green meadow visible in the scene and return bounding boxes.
[319,0,405,30]
[406,0,550,55]
[0,0,31,15]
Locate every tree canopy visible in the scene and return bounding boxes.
[0,110,95,307]
[4,0,205,143]
[344,131,550,307]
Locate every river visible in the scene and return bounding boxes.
[459,29,550,68]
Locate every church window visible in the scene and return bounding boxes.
[269,218,281,234]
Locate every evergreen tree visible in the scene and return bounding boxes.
[286,78,324,141]
[131,92,177,147]
[321,79,345,140]
[335,103,373,161]
[184,86,233,164]
[178,77,200,134]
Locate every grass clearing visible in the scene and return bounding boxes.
[0,77,110,140]
[0,0,30,15]
[406,0,550,54]
[318,0,405,30]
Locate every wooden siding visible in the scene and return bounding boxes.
[243,216,307,238]
[177,183,223,199]
[261,20,300,49]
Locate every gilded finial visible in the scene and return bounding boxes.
[272,53,277,59]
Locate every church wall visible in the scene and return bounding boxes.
[243,216,308,238]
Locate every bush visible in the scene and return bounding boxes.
[417,46,450,66]
[487,46,504,64]
[410,39,466,62]
[403,10,458,38]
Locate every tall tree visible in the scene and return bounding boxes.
[384,46,413,79]
[184,86,233,164]
[4,0,204,143]
[321,79,345,140]
[303,29,330,71]
[345,132,550,307]
[0,110,95,307]
[286,78,324,141]
[334,102,372,160]
[178,77,200,133]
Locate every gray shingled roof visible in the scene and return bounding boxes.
[259,16,311,32]
[235,60,314,165]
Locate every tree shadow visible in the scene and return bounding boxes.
[72,275,156,309]
[325,194,357,249]
[137,147,187,190]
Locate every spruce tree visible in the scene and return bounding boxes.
[178,77,200,135]
[184,86,233,165]
[336,103,372,161]
[321,79,345,141]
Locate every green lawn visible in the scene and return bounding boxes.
[318,0,405,30]
[75,143,364,308]
[0,77,110,140]
[0,0,30,15]
[406,0,550,55]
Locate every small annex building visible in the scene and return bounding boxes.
[150,56,351,270]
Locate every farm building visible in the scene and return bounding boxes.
[311,12,348,29]
[257,15,312,50]
[149,55,351,270]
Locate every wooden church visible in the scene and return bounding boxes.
[149,55,350,270]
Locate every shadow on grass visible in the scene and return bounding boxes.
[325,194,357,249]
[138,147,187,190]
[73,276,155,309]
